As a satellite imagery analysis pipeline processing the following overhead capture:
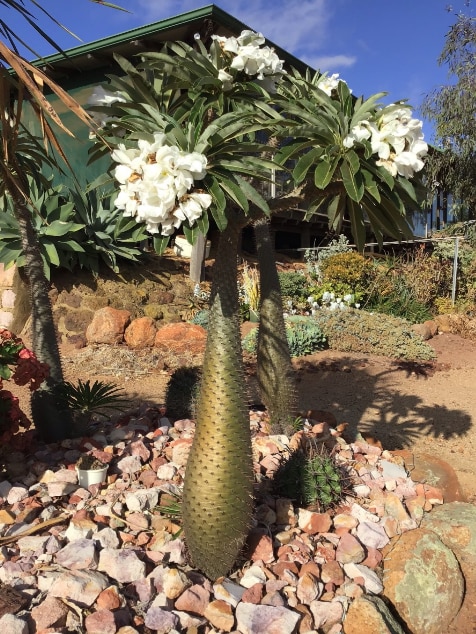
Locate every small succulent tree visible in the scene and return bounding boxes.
[90,30,428,578]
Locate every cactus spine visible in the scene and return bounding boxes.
[182,213,253,579]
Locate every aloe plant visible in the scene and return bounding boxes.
[182,213,254,579]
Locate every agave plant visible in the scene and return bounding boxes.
[54,379,129,436]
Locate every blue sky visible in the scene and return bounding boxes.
[6,0,472,141]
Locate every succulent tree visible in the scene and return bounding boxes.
[90,31,429,578]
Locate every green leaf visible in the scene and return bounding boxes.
[182,225,198,245]
[346,198,366,251]
[43,242,60,267]
[152,235,170,255]
[314,156,339,190]
[341,159,365,202]
[292,148,322,184]
[362,169,381,202]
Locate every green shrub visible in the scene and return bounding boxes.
[364,274,433,324]
[314,308,436,360]
[274,442,352,510]
[242,319,327,357]
[319,251,371,288]
[305,234,353,278]
[278,271,309,301]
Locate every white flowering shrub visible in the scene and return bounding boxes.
[343,104,428,179]
[110,133,211,235]
[211,30,286,92]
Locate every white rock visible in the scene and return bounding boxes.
[343,562,383,594]
[239,565,267,588]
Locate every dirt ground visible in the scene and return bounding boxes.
[9,330,476,502]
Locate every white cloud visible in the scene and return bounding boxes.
[308,54,357,72]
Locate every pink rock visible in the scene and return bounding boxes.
[144,607,180,633]
[309,600,344,630]
[235,603,300,634]
[86,307,131,344]
[355,521,389,550]
[84,609,117,634]
[124,317,157,349]
[321,560,345,586]
[174,583,210,615]
[275,498,296,526]
[97,549,146,583]
[96,586,122,610]
[55,538,98,570]
[384,491,413,522]
[296,572,323,604]
[170,438,193,467]
[247,528,275,564]
[335,533,366,564]
[30,596,69,631]
[154,322,206,355]
[49,570,109,607]
[241,583,264,604]
[203,600,235,632]
[129,439,151,463]
[297,509,332,534]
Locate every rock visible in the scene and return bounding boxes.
[355,521,390,550]
[144,607,180,633]
[30,595,69,631]
[310,600,344,631]
[154,322,207,355]
[382,527,464,634]
[394,451,466,502]
[335,533,366,564]
[411,322,432,340]
[97,549,146,583]
[124,317,157,349]
[86,307,131,344]
[55,538,98,570]
[0,614,28,634]
[421,502,476,633]
[343,595,406,633]
[203,599,235,632]
[297,509,332,534]
[235,603,301,634]
[49,570,109,607]
[84,609,117,634]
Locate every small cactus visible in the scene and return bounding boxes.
[274,441,352,511]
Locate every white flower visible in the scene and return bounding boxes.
[322,291,332,303]
[218,69,234,90]
[343,294,353,303]
[307,296,314,303]
[176,192,212,226]
[318,73,350,96]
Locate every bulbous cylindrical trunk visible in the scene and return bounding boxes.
[182,213,253,580]
[13,195,70,442]
[255,219,298,433]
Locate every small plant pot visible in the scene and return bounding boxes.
[76,464,108,488]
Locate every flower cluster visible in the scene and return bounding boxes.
[111,133,212,235]
[317,73,350,96]
[318,291,360,311]
[344,105,428,178]
[87,86,127,133]
[212,30,286,92]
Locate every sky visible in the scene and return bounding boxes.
[5,0,473,142]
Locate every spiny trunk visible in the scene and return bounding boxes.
[182,212,253,580]
[255,218,298,433]
[13,196,70,442]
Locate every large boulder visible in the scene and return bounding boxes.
[124,317,157,349]
[154,322,207,356]
[382,527,464,634]
[86,307,131,345]
[421,502,476,632]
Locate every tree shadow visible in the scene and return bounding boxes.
[293,355,473,450]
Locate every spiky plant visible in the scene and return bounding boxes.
[274,441,353,511]
[255,219,299,434]
[182,213,254,579]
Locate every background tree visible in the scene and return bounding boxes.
[422,6,476,219]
